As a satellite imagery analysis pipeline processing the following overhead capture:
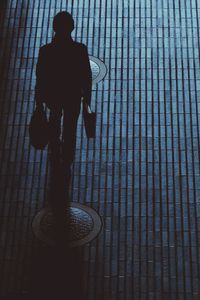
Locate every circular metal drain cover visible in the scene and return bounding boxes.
[89,56,107,84]
[32,203,102,247]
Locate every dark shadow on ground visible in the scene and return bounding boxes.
[27,148,87,300]
[28,245,86,300]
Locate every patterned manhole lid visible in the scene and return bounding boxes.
[89,56,107,84]
[32,202,102,247]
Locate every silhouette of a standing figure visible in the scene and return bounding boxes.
[35,11,92,179]
[31,13,90,296]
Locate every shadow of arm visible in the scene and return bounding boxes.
[81,45,92,107]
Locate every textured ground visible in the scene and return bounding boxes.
[0,0,200,299]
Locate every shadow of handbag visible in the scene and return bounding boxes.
[29,105,49,150]
[83,104,96,138]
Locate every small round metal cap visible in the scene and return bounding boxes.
[89,56,107,84]
[32,202,102,247]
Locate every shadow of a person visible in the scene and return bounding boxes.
[28,159,86,299]
[29,11,92,300]
[35,10,92,180]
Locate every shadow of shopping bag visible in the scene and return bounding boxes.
[29,105,49,150]
[83,104,96,138]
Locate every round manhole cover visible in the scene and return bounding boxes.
[89,56,107,84]
[32,203,102,247]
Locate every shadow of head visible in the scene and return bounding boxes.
[53,11,74,35]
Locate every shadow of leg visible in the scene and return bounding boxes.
[29,159,86,300]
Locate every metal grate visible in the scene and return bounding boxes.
[89,56,107,84]
[32,203,102,247]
